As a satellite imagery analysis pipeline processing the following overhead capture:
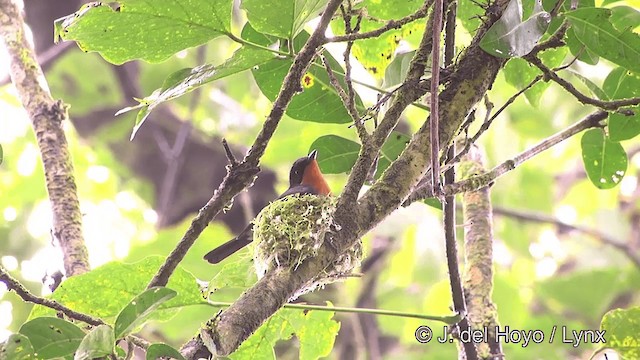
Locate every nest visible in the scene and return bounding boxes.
[252,194,362,298]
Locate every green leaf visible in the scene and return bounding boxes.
[0,144,3,165]
[243,24,363,123]
[310,132,410,177]
[363,0,423,19]
[383,50,417,88]
[457,0,484,35]
[121,46,275,140]
[565,8,640,73]
[599,307,640,359]
[206,257,256,292]
[114,287,177,339]
[566,69,608,100]
[565,27,599,65]
[18,317,85,359]
[241,0,328,39]
[603,67,640,141]
[610,6,640,32]
[29,257,202,322]
[310,135,361,174]
[74,325,114,360]
[0,334,35,360]
[331,16,424,77]
[292,309,340,360]
[480,0,551,58]
[581,128,627,189]
[146,343,186,360]
[55,0,231,64]
[376,132,411,178]
[231,308,338,360]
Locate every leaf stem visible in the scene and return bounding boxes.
[206,301,462,324]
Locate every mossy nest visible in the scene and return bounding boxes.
[252,194,362,297]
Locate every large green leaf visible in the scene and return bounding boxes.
[231,308,339,360]
[55,0,231,64]
[0,334,35,360]
[565,27,599,65]
[363,0,423,19]
[480,0,551,58]
[114,287,177,339]
[603,67,640,141]
[74,325,114,360]
[29,257,202,322]
[331,17,424,77]
[310,135,361,174]
[610,6,640,32]
[565,8,640,73]
[19,317,85,359]
[581,128,627,189]
[119,46,275,139]
[599,307,640,359]
[242,0,328,38]
[502,47,566,106]
[310,132,410,178]
[146,343,186,360]
[243,24,363,123]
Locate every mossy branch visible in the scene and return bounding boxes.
[0,0,88,276]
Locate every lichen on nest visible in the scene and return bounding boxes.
[252,194,362,298]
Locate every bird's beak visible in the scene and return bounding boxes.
[308,149,317,160]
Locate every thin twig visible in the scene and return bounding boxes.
[429,0,444,197]
[406,111,607,202]
[493,207,640,269]
[446,74,543,167]
[525,55,640,111]
[0,266,102,326]
[445,111,607,196]
[339,3,367,142]
[321,54,368,141]
[222,138,238,166]
[327,3,432,43]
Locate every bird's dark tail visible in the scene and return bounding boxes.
[203,225,253,264]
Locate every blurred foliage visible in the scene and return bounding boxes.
[1,0,640,358]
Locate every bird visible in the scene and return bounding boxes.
[203,150,332,264]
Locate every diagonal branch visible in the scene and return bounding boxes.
[0,0,88,276]
[525,55,640,111]
[0,265,101,326]
[493,207,640,269]
[147,0,344,290]
[326,3,432,43]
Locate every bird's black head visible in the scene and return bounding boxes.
[289,150,317,187]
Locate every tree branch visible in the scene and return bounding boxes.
[0,0,88,276]
[459,145,503,358]
[0,265,102,326]
[326,3,431,43]
[444,110,607,196]
[493,207,640,269]
[525,55,640,111]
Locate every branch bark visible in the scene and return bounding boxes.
[459,145,502,359]
[0,0,88,276]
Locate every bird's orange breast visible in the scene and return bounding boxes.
[302,160,332,196]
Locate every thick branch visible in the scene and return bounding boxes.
[459,146,502,359]
[0,0,88,276]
